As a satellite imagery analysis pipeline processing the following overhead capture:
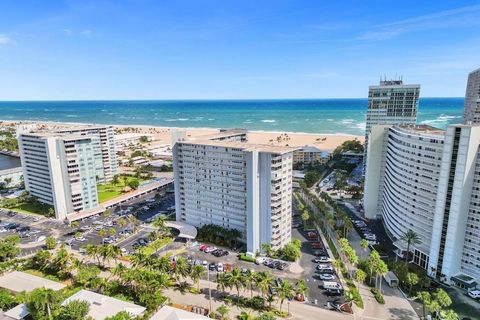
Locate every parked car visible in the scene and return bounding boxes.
[75,236,86,242]
[217,263,224,272]
[467,290,480,300]
[316,264,333,271]
[318,273,336,280]
[205,246,217,253]
[325,288,343,296]
[313,256,331,263]
[209,262,216,271]
[256,257,267,265]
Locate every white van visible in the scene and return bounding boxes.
[322,281,343,290]
[468,290,480,300]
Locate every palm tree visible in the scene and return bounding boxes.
[401,229,421,263]
[261,243,274,257]
[173,256,190,285]
[117,217,127,234]
[276,280,294,313]
[244,269,256,297]
[216,272,230,296]
[228,268,245,303]
[84,244,100,265]
[360,239,369,258]
[216,304,229,320]
[128,215,137,233]
[26,288,61,319]
[295,279,309,302]
[255,272,274,299]
[71,221,80,229]
[191,264,205,291]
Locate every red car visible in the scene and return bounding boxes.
[199,244,208,251]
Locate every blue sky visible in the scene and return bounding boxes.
[0,0,479,100]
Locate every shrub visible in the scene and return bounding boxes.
[371,288,385,304]
[239,253,256,263]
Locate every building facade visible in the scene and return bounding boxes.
[293,146,330,167]
[173,139,294,254]
[463,68,480,124]
[55,126,118,182]
[18,133,99,220]
[364,80,420,168]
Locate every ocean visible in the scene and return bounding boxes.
[0,98,464,136]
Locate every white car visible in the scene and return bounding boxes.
[318,273,336,280]
[80,226,91,231]
[95,226,103,231]
[217,263,224,272]
[316,264,333,271]
[314,256,331,263]
[255,257,267,265]
[468,290,480,299]
[75,236,86,242]
[205,246,217,253]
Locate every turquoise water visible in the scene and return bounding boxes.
[0,98,464,135]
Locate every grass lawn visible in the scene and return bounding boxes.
[97,176,145,203]
[139,237,173,255]
[2,202,53,217]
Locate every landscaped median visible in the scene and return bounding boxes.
[0,192,54,217]
[138,237,173,255]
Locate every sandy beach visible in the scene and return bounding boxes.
[2,120,363,151]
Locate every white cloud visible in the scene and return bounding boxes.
[0,34,13,45]
[356,4,480,41]
[81,29,92,37]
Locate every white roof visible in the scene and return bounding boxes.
[0,271,66,293]
[150,305,210,320]
[62,289,146,320]
[3,303,29,320]
[164,221,197,239]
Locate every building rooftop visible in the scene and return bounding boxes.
[54,124,112,131]
[180,139,297,154]
[62,289,146,320]
[20,132,92,141]
[0,271,66,293]
[195,128,248,141]
[298,146,323,153]
[396,124,445,135]
[149,305,210,320]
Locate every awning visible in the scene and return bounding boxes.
[165,221,197,239]
[451,274,477,288]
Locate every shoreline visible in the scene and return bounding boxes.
[0,119,364,151]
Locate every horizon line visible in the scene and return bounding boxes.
[0,97,465,102]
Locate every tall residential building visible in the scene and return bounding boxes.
[428,125,480,288]
[364,80,420,169]
[364,123,480,289]
[55,126,118,182]
[463,68,480,124]
[173,138,294,255]
[18,133,99,220]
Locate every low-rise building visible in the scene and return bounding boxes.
[293,146,330,167]
[150,305,210,320]
[115,133,155,149]
[62,289,146,320]
[0,271,66,293]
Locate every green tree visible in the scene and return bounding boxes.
[255,271,274,299]
[128,179,140,190]
[228,268,245,303]
[416,291,431,320]
[355,269,366,286]
[276,279,294,313]
[57,300,92,320]
[216,304,229,320]
[112,175,119,186]
[434,288,452,309]
[0,288,17,311]
[295,279,309,301]
[360,239,369,258]
[26,288,62,320]
[0,235,20,262]
[105,311,134,320]
[301,209,310,225]
[405,272,419,296]
[71,221,80,229]
[45,236,57,250]
[173,256,190,285]
[191,264,205,291]
[74,265,101,288]
[261,243,274,258]
[257,313,276,320]
[401,229,421,263]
